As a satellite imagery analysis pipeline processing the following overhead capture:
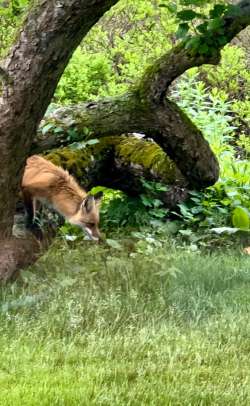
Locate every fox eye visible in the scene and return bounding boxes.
[84,222,95,227]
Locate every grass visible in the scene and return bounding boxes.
[0,233,250,405]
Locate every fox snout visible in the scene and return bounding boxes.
[83,225,101,242]
[79,192,103,242]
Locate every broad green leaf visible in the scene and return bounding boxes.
[180,0,207,5]
[176,23,189,39]
[208,18,223,31]
[226,5,242,17]
[41,123,54,135]
[86,139,99,145]
[53,126,64,133]
[199,43,210,55]
[209,5,226,18]
[159,2,177,14]
[140,195,153,207]
[232,207,250,230]
[177,10,198,21]
[179,229,193,236]
[185,37,201,51]
[217,36,228,46]
[196,22,208,34]
[65,235,78,241]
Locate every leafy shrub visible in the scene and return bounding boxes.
[0,0,29,58]
[201,45,250,100]
[54,50,113,104]
[170,72,250,234]
[199,45,250,138]
[54,0,175,102]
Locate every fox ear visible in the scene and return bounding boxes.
[82,195,95,213]
[93,191,103,203]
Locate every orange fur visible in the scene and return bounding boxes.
[22,155,102,240]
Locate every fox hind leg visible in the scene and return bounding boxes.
[22,189,34,226]
[22,189,43,240]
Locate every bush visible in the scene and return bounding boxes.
[54,50,113,104]
[170,72,250,234]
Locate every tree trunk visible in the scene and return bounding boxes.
[0,0,118,238]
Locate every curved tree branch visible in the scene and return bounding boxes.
[139,0,250,105]
[32,93,219,188]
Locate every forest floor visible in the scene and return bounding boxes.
[0,231,250,405]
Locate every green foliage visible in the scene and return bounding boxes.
[202,45,250,99]
[160,0,242,56]
[139,178,169,220]
[232,207,250,230]
[55,49,113,104]
[54,0,175,103]
[0,0,29,57]
[92,180,170,232]
[199,45,250,133]
[237,133,250,159]
[170,71,250,235]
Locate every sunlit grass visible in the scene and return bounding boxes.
[0,236,250,405]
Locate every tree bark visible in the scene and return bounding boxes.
[0,0,118,238]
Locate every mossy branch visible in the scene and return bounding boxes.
[44,135,186,194]
[41,136,188,213]
[139,0,250,105]
[32,94,219,189]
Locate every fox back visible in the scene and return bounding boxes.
[22,155,103,240]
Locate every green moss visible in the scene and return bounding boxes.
[45,148,92,179]
[44,135,182,186]
[43,137,119,182]
[115,136,179,184]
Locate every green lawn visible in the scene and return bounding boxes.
[0,236,250,405]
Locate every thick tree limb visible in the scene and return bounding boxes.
[43,135,186,195]
[32,95,219,189]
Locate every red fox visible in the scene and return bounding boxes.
[21,155,103,241]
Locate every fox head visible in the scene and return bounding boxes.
[70,191,103,241]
